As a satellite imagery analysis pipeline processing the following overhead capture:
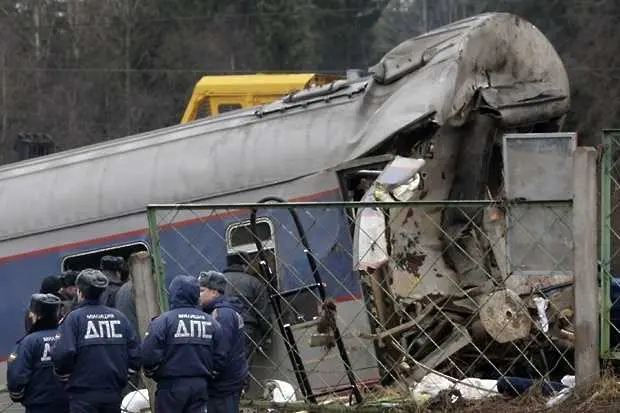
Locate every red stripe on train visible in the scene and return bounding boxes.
[0,188,341,264]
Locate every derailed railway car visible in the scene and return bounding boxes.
[0,13,570,396]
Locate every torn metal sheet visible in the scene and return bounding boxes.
[389,205,463,299]
[388,126,463,300]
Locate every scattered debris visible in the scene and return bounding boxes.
[410,372,498,403]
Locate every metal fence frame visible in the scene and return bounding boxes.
[146,199,574,316]
[145,198,576,404]
[600,129,620,359]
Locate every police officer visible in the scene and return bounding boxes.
[8,293,69,413]
[25,275,64,333]
[222,253,272,365]
[51,269,141,413]
[199,271,248,413]
[58,270,79,317]
[142,275,227,413]
[59,271,79,304]
[99,255,125,307]
[114,276,137,333]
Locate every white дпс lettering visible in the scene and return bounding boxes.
[40,335,57,361]
[174,319,213,339]
[41,342,52,361]
[84,320,123,339]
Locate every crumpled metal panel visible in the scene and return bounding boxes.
[367,12,569,128]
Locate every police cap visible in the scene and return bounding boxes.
[100,255,125,272]
[76,269,109,295]
[29,293,62,316]
[198,271,227,294]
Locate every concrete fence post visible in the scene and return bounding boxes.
[573,146,601,388]
[129,251,161,412]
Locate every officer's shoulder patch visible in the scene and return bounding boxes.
[7,353,17,364]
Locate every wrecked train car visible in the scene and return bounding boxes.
[353,13,572,381]
[0,12,569,395]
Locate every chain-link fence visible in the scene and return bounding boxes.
[145,196,576,408]
[600,129,620,360]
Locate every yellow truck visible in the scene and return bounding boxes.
[180,73,342,123]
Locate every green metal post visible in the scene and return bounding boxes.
[600,130,614,358]
[147,206,169,313]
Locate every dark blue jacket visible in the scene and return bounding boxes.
[203,295,249,396]
[50,299,141,403]
[7,320,69,411]
[142,276,226,384]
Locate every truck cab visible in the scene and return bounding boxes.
[180,73,342,123]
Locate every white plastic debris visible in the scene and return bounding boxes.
[546,387,571,407]
[561,375,576,388]
[353,156,425,271]
[411,372,498,404]
[533,296,550,333]
[265,379,297,403]
[354,207,389,271]
[121,389,150,413]
[545,375,575,408]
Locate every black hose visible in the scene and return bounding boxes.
[249,197,363,404]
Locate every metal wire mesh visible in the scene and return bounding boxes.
[145,198,576,406]
[600,130,620,360]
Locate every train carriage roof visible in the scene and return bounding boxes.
[0,12,570,241]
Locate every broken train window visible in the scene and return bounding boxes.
[61,242,149,276]
[226,218,277,282]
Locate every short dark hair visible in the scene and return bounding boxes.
[226,251,252,267]
[100,255,125,272]
[60,270,79,287]
[40,276,62,295]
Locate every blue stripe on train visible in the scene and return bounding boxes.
[0,196,361,360]
[157,206,361,299]
[0,232,149,359]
